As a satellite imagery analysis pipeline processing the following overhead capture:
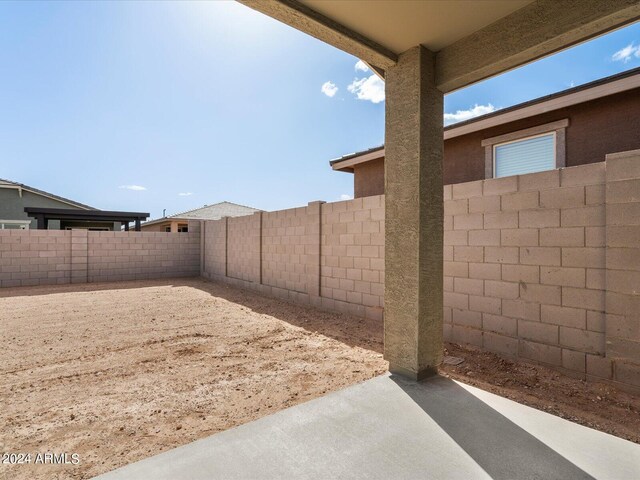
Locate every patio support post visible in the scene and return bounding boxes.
[384,45,444,380]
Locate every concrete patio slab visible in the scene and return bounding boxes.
[95,374,640,480]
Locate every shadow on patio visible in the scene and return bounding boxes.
[391,375,593,479]
[96,373,640,479]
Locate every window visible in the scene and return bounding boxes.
[0,220,30,229]
[481,119,568,179]
[494,132,555,178]
[177,224,188,233]
[165,226,171,232]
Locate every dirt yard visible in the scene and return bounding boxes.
[440,344,640,445]
[0,278,386,480]
[1,278,639,480]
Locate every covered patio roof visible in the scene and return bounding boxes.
[239,0,639,92]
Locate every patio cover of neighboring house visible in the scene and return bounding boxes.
[24,208,150,231]
[238,0,640,381]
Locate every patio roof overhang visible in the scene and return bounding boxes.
[237,0,640,381]
[238,0,640,92]
[24,207,150,231]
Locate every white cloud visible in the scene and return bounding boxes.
[119,185,147,191]
[612,43,640,63]
[354,60,369,72]
[339,194,353,201]
[321,81,338,97]
[348,75,385,104]
[444,104,496,126]
[178,192,193,196]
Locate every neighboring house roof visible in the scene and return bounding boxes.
[143,201,261,227]
[0,178,94,210]
[329,146,384,172]
[331,66,640,171]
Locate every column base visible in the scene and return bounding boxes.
[389,364,439,381]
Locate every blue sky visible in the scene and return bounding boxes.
[0,1,638,218]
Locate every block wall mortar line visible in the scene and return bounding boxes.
[259,212,263,285]
[317,202,322,298]
[225,217,228,278]
[200,221,205,277]
[85,231,88,283]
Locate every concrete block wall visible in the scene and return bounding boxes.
[442,163,608,380]
[3,154,638,390]
[227,213,261,283]
[202,218,227,277]
[320,196,385,320]
[201,200,382,319]
[0,230,71,287]
[604,150,640,388]
[0,222,200,287]
[262,203,321,297]
[72,229,88,284]
[87,227,200,283]
[201,153,639,390]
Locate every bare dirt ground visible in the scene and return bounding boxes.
[1,278,639,480]
[440,343,640,445]
[0,278,386,480]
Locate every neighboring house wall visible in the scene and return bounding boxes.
[0,187,120,230]
[354,158,385,198]
[141,220,188,232]
[347,89,640,197]
[0,188,79,229]
[0,221,200,287]
[201,152,640,391]
[445,89,640,185]
[141,221,170,232]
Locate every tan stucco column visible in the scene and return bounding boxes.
[384,45,444,380]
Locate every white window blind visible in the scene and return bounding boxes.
[494,133,555,178]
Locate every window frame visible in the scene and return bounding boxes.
[492,131,557,179]
[481,118,568,179]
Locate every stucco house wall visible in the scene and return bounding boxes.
[354,158,385,199]
[339,81,640,197]
[141,220,189,233]
[444,89,640,185]
[0,189,76,230]
[0,183,120,230]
